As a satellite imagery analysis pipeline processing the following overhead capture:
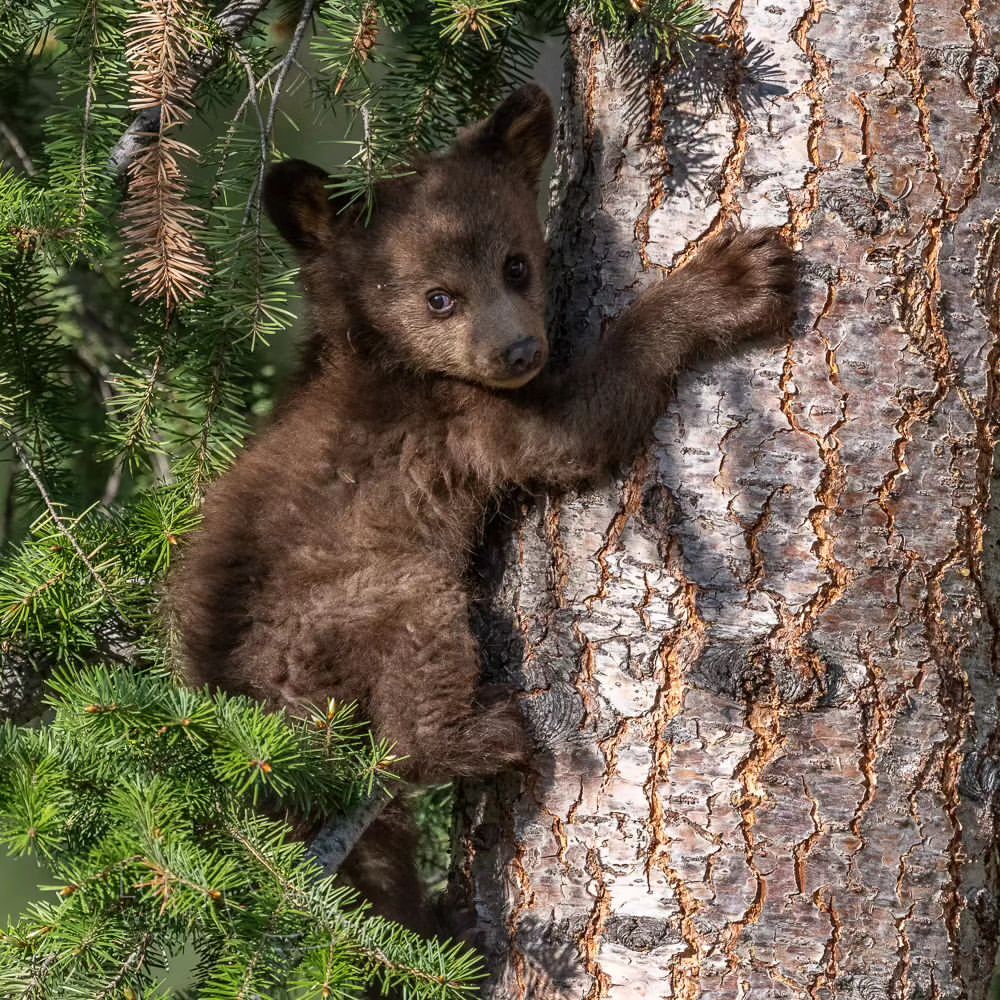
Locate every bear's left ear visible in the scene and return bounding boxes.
[458,85,555,188]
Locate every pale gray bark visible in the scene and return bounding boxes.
[456,3,1000,998]
[308,792,389,875]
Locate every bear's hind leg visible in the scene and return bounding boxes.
[337,797,437,935]
[365,581,530,785]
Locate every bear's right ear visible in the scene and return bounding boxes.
[262,160,337,252]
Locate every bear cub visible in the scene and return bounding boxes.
[171,84,794,926]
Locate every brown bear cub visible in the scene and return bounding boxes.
[171,85,794,927]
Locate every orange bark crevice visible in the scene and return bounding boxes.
[587,454,650,608]
[787,0,829,239]
[581,848,612,1000]
[646,634,704,997]
[635,73,669,271]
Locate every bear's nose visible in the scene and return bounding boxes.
[503,337,543,375]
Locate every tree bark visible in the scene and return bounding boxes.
[455,3,1000,998]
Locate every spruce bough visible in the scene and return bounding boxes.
[0,665,487,997]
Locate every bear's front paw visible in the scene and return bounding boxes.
[694,226,796,344]
[453,699,532,778]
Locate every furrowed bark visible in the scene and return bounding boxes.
[456,4,1000,998]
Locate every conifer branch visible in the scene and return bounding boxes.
[230,44,270,150]
[229,43,269,230]
[230,0,316,238]
[342,3,379,95]
[308,790,391,875]
[92,932,154,1000]
[0,120,36,175]
[107,347,173,473]
[263,0,318,149]
[77,0,99,224]
[121,0,211,309]
[109,0,273,179]
[1,426,132,626]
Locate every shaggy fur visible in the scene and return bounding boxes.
[170,84,795,926]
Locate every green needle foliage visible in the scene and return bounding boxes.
[0,0,708,992]
[0,666,484,997]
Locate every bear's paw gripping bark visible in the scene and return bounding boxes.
[683,226,797,345]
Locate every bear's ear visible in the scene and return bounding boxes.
[263,159,339,252]
[458,85,554,188]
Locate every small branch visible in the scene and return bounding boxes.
[228,42,270,228]
[263,0,318,148]
[2,426,132,626]
[109,0,274,179]
[307,791,391,875]
[77,0,99,223]
[120,0,213,308]
[93,931,154,1000]
[0,120,36,175]
[242,0,317,234]
[211,58,281,202]
[231,43,269,150]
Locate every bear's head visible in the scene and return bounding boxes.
[263,85,555,391]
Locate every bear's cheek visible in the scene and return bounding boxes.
[399,320,471,376]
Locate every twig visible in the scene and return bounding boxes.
[2,425,132,626]
[229,42,270,228]
[0,120,36,175]
[209,58,281,217]
[231,43,269,151]
[78,0,99,223]
[307,791,391,875]
[93,932,155,1000]
[263,0,318,149]
[243,0,317,234]
[108,0,274,179]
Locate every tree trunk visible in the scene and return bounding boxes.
[454,4,1000,998]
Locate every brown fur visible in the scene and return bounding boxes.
[169,84,795,928]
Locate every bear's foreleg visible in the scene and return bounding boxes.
[478,227,796,488]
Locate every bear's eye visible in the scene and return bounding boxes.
[426,290,456,317]
[504,255,529,286]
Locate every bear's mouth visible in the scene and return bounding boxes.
[481,369,543,390]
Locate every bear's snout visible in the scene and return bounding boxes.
[502,337,544,376]
[481,334,548,389]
